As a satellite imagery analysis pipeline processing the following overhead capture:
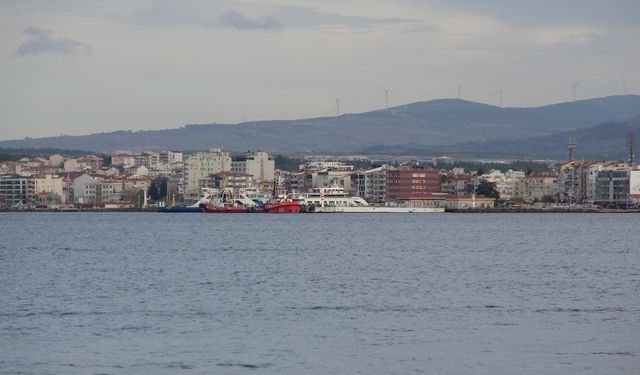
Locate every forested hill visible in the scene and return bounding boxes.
[1,95,639,157]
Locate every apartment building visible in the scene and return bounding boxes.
[184,149,232,199]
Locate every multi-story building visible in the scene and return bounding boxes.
[595,170,630,205]
[630,170,640,203]
[48,154,66,167]
[386,165,440,203]
[183,149,232,199]
[159,150,183,165]
[513,174,558,203]
[300,161,354,172]
[353,166,388,203]
[481,169,525,200]
[557,161,584,203]
[583,161,629,202]
[33,174,64,204]
[211,171,253,193]
[231,151,275,184]
[0,176,35,207]
[77,155,104,170]
[63,158,81,171]
[309,170,353,193]
[111,153,136,166]
[441,172,474,196]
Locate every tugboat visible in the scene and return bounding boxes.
[158,189,215,213]
[262,182,304,213]
[202,188,249,213]
[263,194,304,213]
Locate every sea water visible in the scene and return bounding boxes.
[1,213,639,374]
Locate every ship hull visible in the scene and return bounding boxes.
[202,205,247,213]
[264,201,302,213]
[313,206,444,213]
[157,206,203,213]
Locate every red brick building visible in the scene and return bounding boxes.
[386,166,441,201]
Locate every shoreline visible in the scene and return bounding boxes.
[1,207,639,213]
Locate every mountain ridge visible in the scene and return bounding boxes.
[1,95,639,157]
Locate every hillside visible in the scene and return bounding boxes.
[434,117,640,160]
[1,95,639,156]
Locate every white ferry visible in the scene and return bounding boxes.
[303,186,444,213]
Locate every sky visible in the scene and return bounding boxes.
[1,0,639,140]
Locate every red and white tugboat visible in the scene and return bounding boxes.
[262,184,304,213]
[202,188,248,213]
[263,195,304,213]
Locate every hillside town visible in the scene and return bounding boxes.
[1,148,639,211]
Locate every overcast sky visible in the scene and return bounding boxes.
[1,0,638,140]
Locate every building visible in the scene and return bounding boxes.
[0,176,35,207]
[211,171,253,193]
[111,153,136,166]
[583,161,629,202]
[386,165,440,202]
[33,174,64,204]
[63,158,80,171]
[557,161,584,203]
[184,149,232,199]
[630,170,640,203]
[77,155,104,170]
[441,172,475,196]
[160,150,183,164]
[513,174,558,203]
[443,194,495,209]
[353,166,388,203]
[481,169,525,200]
[595,170,630,206]
[231,151,275,184]
[300,161,354,172]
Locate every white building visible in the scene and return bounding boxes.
[231,151,275,184]
[584,161,629,202]
[33,174,64,203]
[481,169,524,200]
[353,166,388,203]
[630,169,640,203]
[64,159,80,171]
[184,149,232,199]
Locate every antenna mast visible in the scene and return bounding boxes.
[568,137,576,162]
[628,132,635,166]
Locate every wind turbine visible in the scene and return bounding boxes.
[458,83,462,100]
[333,95,340,116]
[495,86,503,107]
[380,85,389,109]
[621,76,628,95]
[572,82,578,102]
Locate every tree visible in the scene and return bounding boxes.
[541,194,555,203]
[147,177,168,202]
[475,181,499,199]
[147,180,160,201]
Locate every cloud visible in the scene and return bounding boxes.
[570,31,599,40]
[22,25,49,36]
[126,2,432,33]
[218,10,282,31]
[15,26,92,57]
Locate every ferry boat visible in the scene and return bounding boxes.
[303,186,444,213]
